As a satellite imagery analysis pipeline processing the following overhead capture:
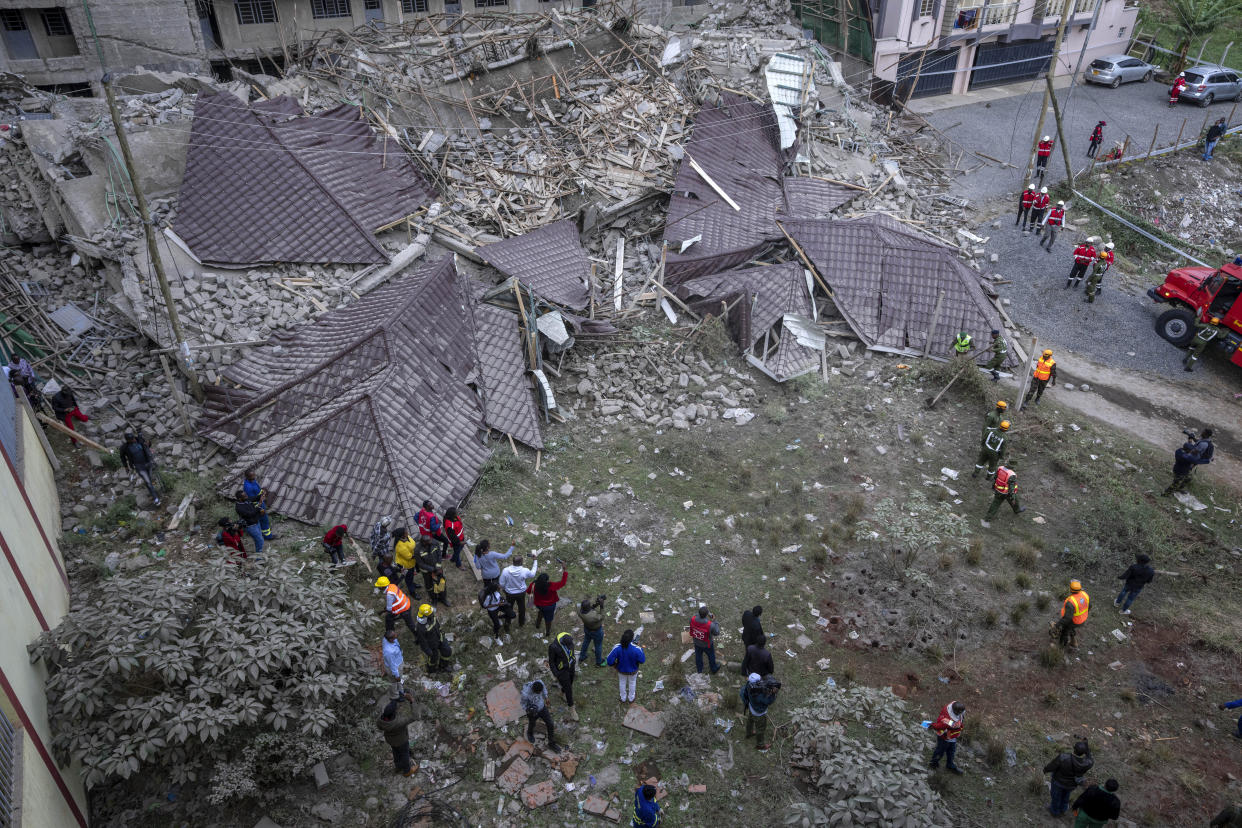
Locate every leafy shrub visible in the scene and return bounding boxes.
[854,490,970,580]
[28,559,368,792]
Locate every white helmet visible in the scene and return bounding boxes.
[1105,242,1114,249]
[1057,200,1064,206]
[1040,187,1048,194]
[1027,184,1035,190]
[1042,136,1051,142]
[1178,71,1185,77]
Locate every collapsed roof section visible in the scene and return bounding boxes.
[781,215,1015,364]
[476,220,591,310]
[662,94,859,284]
[199,256,541,526]
[174,94,435,267]
[677,261,821,382]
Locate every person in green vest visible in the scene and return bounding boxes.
[983,330,1008,380]
[973,420,1010,478]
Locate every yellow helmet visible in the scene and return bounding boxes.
[1069,580,1082,592]
[417,604,434,618]
[999,420,1010,431]
[374,577,390,588]
[996,400,1008,410]
[1210,317,1220,325]
[1042,349,1053,357]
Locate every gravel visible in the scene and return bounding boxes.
[979,218,1226,382]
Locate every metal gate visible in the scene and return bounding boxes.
[969,39,1053,90]
[895,49,959,99]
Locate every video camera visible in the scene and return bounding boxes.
[594,594,607,607]
[1182,428,1199,442]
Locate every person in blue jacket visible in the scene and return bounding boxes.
[1220,697,1242,739]
[607,629,646,705]
[631,783,661,827]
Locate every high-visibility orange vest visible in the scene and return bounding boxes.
[993,467,1015,494]
[1061,592,1089,625]
[386,583,411,615]
[1033,358,1054,381]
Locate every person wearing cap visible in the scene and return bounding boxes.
[983,330,1008,381]
[1068,238,1097,289]
[952,331,974,356]
[369,515,393,562]
[1204,117,1228,161]
[50,384,89,445]
[1096,241,1115,275]
[233,489,265,557]
[981,458,1025,527]
[1183,316,1222,372]
[1016,184,1037,229]
[1169,71,1187,106]
[1024,349,1056,405]
[973,420,1010,479]
[322,524,348,566]
[929,700,966,774]
[1087,120,1105,158]
[1036,135,1055,174]
[391,527,421,600]
[376,576,419,636]
[1162,440,1201,495]
[1115,553,1155,614]
[415,603,452,674]
[741,672,779,751]
[1043,738,1093,816]
[1084,253,1108,303]
[242,469,277,540]
[1056,580,1089,648]
[215,518,248,564]
[981,399,1007,445]
[1030,186,1050,232]
[1072,777,1121,827]
[1040,200,1066,251]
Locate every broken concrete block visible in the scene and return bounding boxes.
[502,738,534,763]
[521,780,558,809]
[496,757,533,795]
[559,756,578,781]
[688,784,706,793]
[312,761,329,789]
[623,705,666,738]
[583,794,621,821]
[486,681,522,725]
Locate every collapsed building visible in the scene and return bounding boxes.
[0,0,1022,529]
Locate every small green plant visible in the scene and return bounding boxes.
[840,664,857,685]
[763,401,788,424]
[812,548,828,565]
[983,609,998,628]
[1008,542,1038,569]
[1038,645,1065,670]
[1014,572,1032,589]
[990,575,1009,593]
[938,553,954,570]
[1041,691,1059,708]
[965,539,983,566]
[789,373,829,401]
[1034,593,1050,611]
[1119,688,1137,704]
[842,495,866,526]
[1010,602,1030,624]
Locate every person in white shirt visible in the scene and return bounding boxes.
[499,554,538,629]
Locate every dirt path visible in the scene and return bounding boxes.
[1031,349,1242,491]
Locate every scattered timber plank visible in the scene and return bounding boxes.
[35,413,111,453]
[166,494,195,531]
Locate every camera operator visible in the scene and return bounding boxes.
[577,594,607,667]
[741,673,781,752]
[1191,428,1215,471]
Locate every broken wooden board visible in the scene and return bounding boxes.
[165,494,195,531]
[521,780,558,809]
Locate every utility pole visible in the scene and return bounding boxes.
[1045,76,1075,188]
[1025,0,1077,184]
[102,73,203,403]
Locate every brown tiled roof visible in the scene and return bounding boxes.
[174,94,434,266]
[476,220,591,310]
[663,95,858,284]
[677,262,819,381]
[471,301,544,450]
[200,256,538,527]
[781,215,1015,365]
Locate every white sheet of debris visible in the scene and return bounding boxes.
[765,52,813,151]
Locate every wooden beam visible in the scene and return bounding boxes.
[166,494,194,531]
[35,413,111,453]
[686,152,740,211]
[613,236,625,312]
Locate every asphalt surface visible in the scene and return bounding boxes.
[978,217,1225,382]
[924,75,1236,204]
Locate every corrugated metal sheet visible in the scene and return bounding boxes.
[174,94,434,267]
[781,215,1015,364]
[476,220,591,310]
[765,53,813,150]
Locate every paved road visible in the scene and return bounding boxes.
[922,76,1237,205]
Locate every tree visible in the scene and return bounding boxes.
[1168,0,1242,72]
[28,559,368,792]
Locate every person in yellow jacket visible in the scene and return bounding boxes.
[1024,350,1057,406]
[391,526,421,600]
[1055,580,1089,648]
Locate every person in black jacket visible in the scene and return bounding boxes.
[1211,803,1242,826]
[50,385,89,444]
[741,634,775,677]
[120,432,160,505]
[377,691,418,776]
[1162,442,1201,496]
[548,631,578,720]
[234,489,266,557]
[741,605,764,660]
[1043,739,1093,816]
[1073,778,1121,825]
[1114,554,1155,614]
[1204,118,1227,161]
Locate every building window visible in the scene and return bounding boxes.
[401,0,428,11]
[311,0,352,17]
[953,5,979,28]
[919,0,935,15]
[1073,0,1092,12]
[981,1,1017,24]
[40,7,73,36]
[0,9,27,31]
[474,0,507,7]
[234,0,278,24]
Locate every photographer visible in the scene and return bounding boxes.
[740,673,780,752]
[578,595,606,667]
[479,583,515,639]
[1162,441,1200,497]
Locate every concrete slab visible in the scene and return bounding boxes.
[487,681,523,726]
[622,705,666,738]
[496,757,533,795]
[583,793,621,821]
[502,738,534,763]
[521,780,559,809]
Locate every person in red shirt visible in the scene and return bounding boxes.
[1087,121,1105,158]
[1035,135,1054,174]
[416,500,448,555]
[443,507,466,569]
[1066,239,1096,289]
[1169,72,1186,106]
[1040,201,1065,252]
[215,518,248,565]
[528,566,569,637]
[1029,187,1050,233]
[323,524,348,566]
[1016,185,1036,230]
[929,701,966,774]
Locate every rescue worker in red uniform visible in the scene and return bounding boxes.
[1087,121,1105,158]
[443,506,466,569]
[1035,135,1054,176]
[1029,187,1050,233]
[416,499,448,555]
[1040,201,1065,251]
[1067,238,1096,288]
[1016,185,1037,230]
[1169,72,1187,106]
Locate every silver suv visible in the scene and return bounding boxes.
[1179,64,1242,107]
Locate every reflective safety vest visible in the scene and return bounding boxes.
[984,431,1006,453]
[1061,591,1089,625]
[954,333,973,353]
[1037,140,1054,157]
[1021,190,1036,208]
[1073,245,1095,265]
[1196,325,1219,343]
[1033,358,1054,381]
[1033,193,1050,210]
[993,466,1016,494]
[1046,208,1065,227]
[386,583,411,615]
[689,615,712,644]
